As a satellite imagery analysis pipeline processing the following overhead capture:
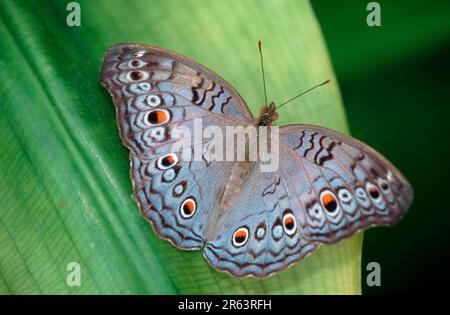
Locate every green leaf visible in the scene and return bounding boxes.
[0,0,361,294]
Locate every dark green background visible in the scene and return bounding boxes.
[313,0,450,294]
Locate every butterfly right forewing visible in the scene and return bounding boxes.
[280,124,413,244]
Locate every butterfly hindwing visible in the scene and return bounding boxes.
[204,149,319,278]
[131,155,235,249]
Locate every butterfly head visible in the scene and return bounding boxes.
[256,40,330,127]
[255,102,278,126]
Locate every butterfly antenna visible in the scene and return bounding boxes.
[274,79,330,111]
[258,40,268,108]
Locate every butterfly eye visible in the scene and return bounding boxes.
[282,212,297,236]
[156,153,178,170]
[232,227,249,247]
[180,197,196,219]
[366,182,382,202]
[146,109,170,125]
[320,191,339,213]
[127,70,148,82]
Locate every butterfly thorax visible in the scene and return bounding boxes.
[254,102,279,126]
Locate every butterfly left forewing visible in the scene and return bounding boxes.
[100,43,254,250]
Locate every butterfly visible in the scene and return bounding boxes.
[100,43,413,278]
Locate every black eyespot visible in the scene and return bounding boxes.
[369,187,380,199]
[130,71,143,81]
[131,60,140,67]
[378,178,390,192]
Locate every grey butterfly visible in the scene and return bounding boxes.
[100,43,413,278]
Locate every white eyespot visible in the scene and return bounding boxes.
[355,187,371,208]
[309,203,323,220]
[162,169,176,182]
[145,109,170,126]
[128,59,145,69]
[366,182,383,203]
[356,187,367,198]
[126,70,149,82]
[320,190,340,213]
[255,225,266,240]
[156,154,178,170]
[174,185,183,195]
[282,213,297,236]
[134,50,145,57]
[146,94,161,107]
[387,171,395,182]
[173,182,186,197]
[338,188,353,203]
[150,127,166,142]
[272,224,283,240]
[232,227,249,247]
[180,197,196,219]
[129,83,151,95]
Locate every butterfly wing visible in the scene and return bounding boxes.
[280,124,413,244]
[204,124,413,278]
[100,43,254,159]
[203,146,319,278]
[100,43,253,249]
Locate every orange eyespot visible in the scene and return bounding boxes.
[180,197,196,219]
[147,109,170,125]
[284,216,294,228]
[283,212,296,235]
[165,155,175,165]
[321,191,338,213]
[232,227,249,247]
[157,154,178,170]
